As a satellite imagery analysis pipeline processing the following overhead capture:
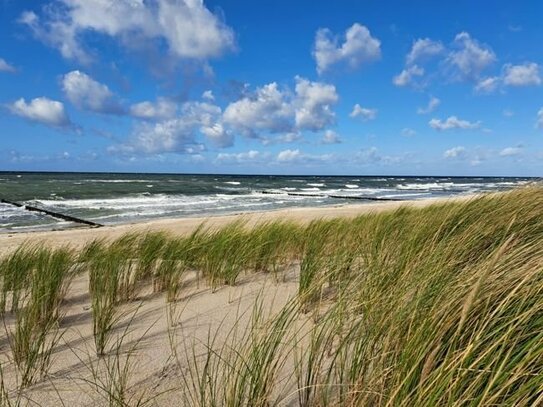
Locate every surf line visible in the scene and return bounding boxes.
[1,198,103,228]
[259,190,401,201]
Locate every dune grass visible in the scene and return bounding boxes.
[0,187,542,404]
[2,247,73,387]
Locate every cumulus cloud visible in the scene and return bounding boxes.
[202,90,215,101]
[321,130,341,144]
[130,98,177,120]
[223,77,338,137]
[475,76,500,93]
[313,23,381,74]
[417,96,440,114]
[393,38,443,88]
[355,147,400,165]
[215,150,268,164]
[396,33,499,91]
[114,76,338,155]
[446,32,496,80]
[406,38,444,65]
[443,146,467,159]
[499,146,523,157]
[222,82,293,137]
[112,119,203,155]
[200,123,233,148]
[261,132,303,146]
[113,100,230,154]
[393,65,424,87]
[20,0,235,64]
[277,149,302,162]
[8,97,72,128]
[350,104,377,121]
[294,77,338,131]
[276,149,333,164]
[62,70,125,114]
[502,63,541,86]
[0,58,16,73]
[429,116,481,131]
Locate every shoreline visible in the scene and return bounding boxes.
[0,194,478,254]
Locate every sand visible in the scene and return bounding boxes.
[0,195,479,405]
[0,195,476,255]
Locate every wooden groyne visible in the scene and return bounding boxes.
[259,190,401,201]
[1,199,103,228]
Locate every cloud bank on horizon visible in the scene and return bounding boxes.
[1,0,542,176]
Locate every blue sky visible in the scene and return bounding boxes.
[0,0,542,176]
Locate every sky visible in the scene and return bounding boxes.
[0,0,542,176]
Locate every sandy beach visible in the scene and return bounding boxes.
[0,188,541,405]
[0,195,474,255]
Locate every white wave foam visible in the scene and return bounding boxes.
[345,184,359,189]
[397,182,455,190]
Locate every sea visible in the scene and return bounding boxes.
[0,172,536,233]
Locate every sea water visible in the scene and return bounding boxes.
[0,172,535,232]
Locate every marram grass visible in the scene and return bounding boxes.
[0,187,541,405]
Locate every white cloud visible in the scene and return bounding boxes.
[200,123,233,148]
[223,82,293,137]
[261,132,303,146]
[0,58,16,73]
[112,118,202,155]
[223,76,338,137]
[406,38,444,65]
[417,96,440,114]
[355,147,400,165]
[62,70,124,114]
[443,146,466,159]
[313,23,381,74]
[277,149,302,162]
[215,150,267,164]
[321,130,341,144]
[130,98,177,120]
[113,100,229,154]
[202,90,215,101]
[499,146,522,157]
[20,0,235,64]
[294,77,338,131]
[475,76,500,93]
[393,65,424,87]
[401,128,416,137]
[429,116,481,131]
[276,149,333,164]
[350,104,377,121]
[536,108,543,129]
[446,32,496,80]
[502,63,541,87]
[8,97,72,128]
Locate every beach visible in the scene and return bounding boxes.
[0,194,473,254]
[0,187,541,405]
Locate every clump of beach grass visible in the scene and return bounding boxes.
[4,247,73,387]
